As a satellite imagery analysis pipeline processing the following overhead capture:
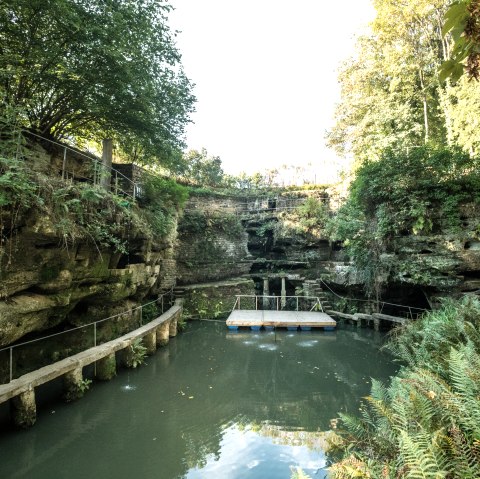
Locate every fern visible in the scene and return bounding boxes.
[330,298,480,479]
[398,429,449,479]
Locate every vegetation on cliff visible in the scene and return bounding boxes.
[327,146,480,297]
[329,297,480,478]
[0,121,188,281]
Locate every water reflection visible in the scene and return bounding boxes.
[186,424,328,479]
[0,322,396,479]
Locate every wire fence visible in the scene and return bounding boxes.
[0,287,175,385]
[23,130,139,200]
[183,194,344,217]
[319,280,429,320]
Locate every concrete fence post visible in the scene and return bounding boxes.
[12,388,36,428]
[101,139,113,190]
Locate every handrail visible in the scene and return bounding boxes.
[22,130,138,199]
[234,294,324,300]
[232,294,323,313]
[319,279,428,313]
[0,286,175,383]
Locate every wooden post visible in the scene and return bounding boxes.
[11,388,37,428]
[101,139,113,190]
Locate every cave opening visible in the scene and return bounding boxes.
[117,253,144,269]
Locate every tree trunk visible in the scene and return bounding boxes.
[419,70,429,143]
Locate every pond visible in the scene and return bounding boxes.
[0,321,397,479]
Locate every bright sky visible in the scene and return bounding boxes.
[169,0,375,182]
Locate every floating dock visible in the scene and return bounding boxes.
[226,310,336,331]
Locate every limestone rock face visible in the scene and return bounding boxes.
[0,209,176,347]
[321,203,480,298]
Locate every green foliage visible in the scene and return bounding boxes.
[256,220,277,237]
[43,182,132,253]
[141,302,162,324]
[128,338,147,368]
[139,175,188,237]
[63,378,92,403]
[295,197,329,234]
[327,0,449,163]
[179,209,244,238]
[180,149,225,187]
[290,467,312,479]
[0,154,38,209]
[327,146,480,296]
[440,0,480,82]
[177,317,187,332]
[329,297,480,479]
[0,0,195,167]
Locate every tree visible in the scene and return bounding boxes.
[0,0,195,168]
[327,0,450,164]
[182,148,224,186]
[440,0,480,81]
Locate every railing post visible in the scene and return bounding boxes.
[408,307,412,320]
[94,322,97,347]
[9,347,13,383]
[115,170,118,195]
[139,306,143,326]
[62,147,67,180]
[296,297,299,311]
[255,296,258,311]
[276,297,279,311]
[161,295,164,313]
[238,297,241,310]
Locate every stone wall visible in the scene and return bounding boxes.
[176,195,254,285]
[182,278,255,319]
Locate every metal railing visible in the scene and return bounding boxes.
[319,280,428,320]
[0,287,175,384]
[232,295,324,313]
[183,194,339,217]
[23,131,138,200]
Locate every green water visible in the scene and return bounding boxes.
[0,322,397,479]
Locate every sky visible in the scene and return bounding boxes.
[169,0,375,182]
